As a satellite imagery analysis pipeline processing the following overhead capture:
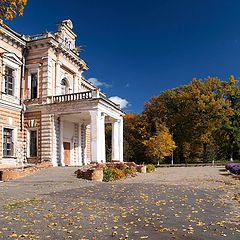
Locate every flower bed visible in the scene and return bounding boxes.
[75,162,146,182]
[225,163,240,175]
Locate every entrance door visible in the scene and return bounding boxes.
[63,142,71,166]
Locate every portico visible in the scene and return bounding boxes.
[54,111,123,167]
[28,89,124,167]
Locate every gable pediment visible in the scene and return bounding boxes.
[3,52,22,65]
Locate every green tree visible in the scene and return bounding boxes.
[123,113,149,163]
[144,77,234,163]
[218,76,240,161]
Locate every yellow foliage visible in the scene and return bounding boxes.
[0,0,27,20]
[144,124,176,160]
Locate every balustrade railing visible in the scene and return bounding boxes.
[53,91,92,103]
[24,90,120,109]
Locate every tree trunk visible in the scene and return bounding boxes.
[203,143,208,163]
[230,147,233,162]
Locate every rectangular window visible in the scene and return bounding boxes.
[29,130,37,157]
[30,73,38,99]
[5,66,14,96]
[3,128,13,157]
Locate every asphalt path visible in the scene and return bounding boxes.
[0,166,239,240]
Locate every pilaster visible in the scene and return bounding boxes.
[55,60,62,95]
[41,113,53,163]
[42,57,53,98]
[81,123,88,165]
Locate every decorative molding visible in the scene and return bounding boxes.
[3,52,23,65]
[26,119,39,128]
[0,25,26,49]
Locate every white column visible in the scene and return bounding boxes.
[112,120,120,161]
[78,123,82,165]
[59,117,65,166]
[90,110,104,163]
[119,117,124,162]
[52,116,58,167]
[81,124,88,165]
[100,113,106,163]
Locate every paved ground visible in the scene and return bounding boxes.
[0,166,239,240]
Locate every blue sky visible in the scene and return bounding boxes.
[6,0,240,113]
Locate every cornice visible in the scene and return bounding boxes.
[0,23,89,71]
[0,100,22,111]
[26,37,88,71]
[48,39,88,71]
[0,25,26,49]
[81,77,96,91]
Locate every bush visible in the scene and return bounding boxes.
[225,163,240,175]
[123,166,133,175]
[103,167,125,181]
[111,168,125,180]
[146,164,155,173]
[103,168,113,182]
[103,163,142,182]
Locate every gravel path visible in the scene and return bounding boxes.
[0,166,239,240]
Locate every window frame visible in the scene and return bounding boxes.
[30,72,38,99]
[2,53,21,99]
[27,67,39,99]
[4,66,15,96]
[60,78,68,95]
[3,128,14,158]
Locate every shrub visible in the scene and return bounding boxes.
[123,166,133,175]
[103,168,113,182]
[225,163,240,175]
[111,168,125,180]
[146,164,155,173]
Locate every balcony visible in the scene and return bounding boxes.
[53,91,92,103]
[24,89,120,109]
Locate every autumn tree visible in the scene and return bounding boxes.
[0,0,27,20]
[144,124,176,163]
[217,76,240,161]
[123,113,149,163]
[143,77,235,163]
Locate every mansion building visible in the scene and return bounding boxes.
[0,19,124,167]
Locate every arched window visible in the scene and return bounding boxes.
[60,78,68,95]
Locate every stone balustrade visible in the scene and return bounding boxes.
[24,89,121,110]
[52,91,92,103]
